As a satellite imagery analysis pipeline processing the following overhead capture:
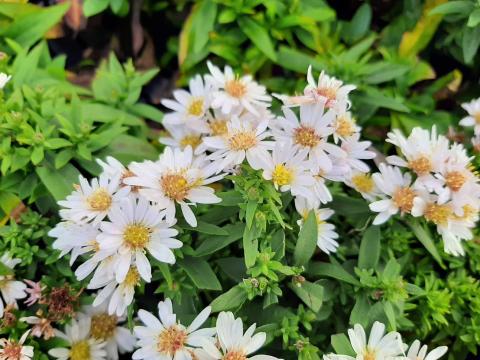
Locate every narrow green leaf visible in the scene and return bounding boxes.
[293,210,318,266]
[210,285,247,312]
[289,281,323,312]
[192,0,217,53]
[428,1,473,16]
[383,301,396,330]
[194,223,245,256]
[358,226,381,269]
[177,257,222,291]
[35,162,80,201]
[180,221,229,236]
[309,261,360,286]
[462,26,480,64]
[243,223,259,268]
[246,200,257,229]
[237,17,277,61]
[407,219,445,268]
[331,333,356,356]
[350,295,370,327]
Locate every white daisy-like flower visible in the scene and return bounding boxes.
[324,322,404,360]
[259,141,315,199]
[332,112,361,143]
[405,340,448,360]
[133,298,214,360]
[80,303,136,360]
[0,330,33,360]
[345,171,379,201]
[89,267,141,317]
[310,172,333,205]
[295,197,339,254]
[386,127,449,179]
[0,73,11,89]
[460,97,480,135]
[201,311,282,360]
[49,317,107,360]
[0,254,26,318]
[96,157,138,193]
[411,193,474,256]
[369,164,417,225]
[338,133,375,174]
[58,174,129,225]
[125,146,223,226]
[49,222,100,266]
[98,196,182,283]
[206,61,271,116]
[204,116,272,173]
[161,75,211,132]
[271,104,344,173]
[160,122,207,155]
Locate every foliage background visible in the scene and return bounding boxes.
[1,0,480,359]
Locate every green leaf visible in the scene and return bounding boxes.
[462,26,480,64]
[35,161,80,201]
[44,138,73,150]
[356,89,410,113]
[83,0,110,17]
[96,135,158,163]
[0,261,14,276]
[358,226,381,269]
[350,295,370,327]
[180,221,229,236]
[243,223,259,268]
[237,17,277,61]
[289,281,323,312]
[127,103,164,123]
[177,257,222,291]
[271,229,285,260]
[293,210,318,266]
[343,3,372,43]
[217,191,243,206]
[31,146,44,165]
[331,334,356,356]
[407,219,445,268]
[246,200,257,229]
[194,223,245,257]
[467,8,480,27]
[429,1,473,16]
[383,301,396,330]
[276,46,326,73]
[309,261,360,286]
[210,285,247,312]
[192,0,217,53]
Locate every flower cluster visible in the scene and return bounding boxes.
[161,63,375,254]
[324,321,448,360]
[133,298,281,360]
[367,126,480,256]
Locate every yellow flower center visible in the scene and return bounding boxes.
[228,131,257,151]
[0,275,13,288]
[225,79,246,98]
[445,171,466,191]
[90,313,117,340]
[455,205,477,221]
[209,120,228,136]
[316,87,337,103]
[1,341,22,359]
[123,224,151,249]
[364,349,376,360]
[272,164,294,186]
[408,156,432,175]
[223,350,247,360]
[187,98,204,117]
[294,126,319,147]
[335,116,356,137]
[351,173,374,193]
[161,173,190,201]
[88,240,100,252]
[392,187,416,213]
[70,341,91,360]
[474,112,480,124]
[424,203,452,225]
[86,188,112,211]
[157,326,188,355]
[180,135,202,149]
[124,268,141,287]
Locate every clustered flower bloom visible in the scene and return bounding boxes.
[0,253,27,318]
[323,321,448,360]
[366,126,480,256]
[160,62,375,254]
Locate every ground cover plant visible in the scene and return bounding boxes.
[1,1,480,360]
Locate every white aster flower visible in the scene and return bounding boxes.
[98,196,182,283]
[49,222,100,265]
[0,73,11,89]
[206,61,271,116]
[89,267,141,317]
[295,197,339,254]
[260,141,315,198]
[386,127,449,179]
[338,133,375,174]
[460,97,480,135]
[345,171,379,201]
[271,104,344,173]
[201,311,282,360]
[405,340,448,360]
[324,322,404,360]
[204,116,272,173]
[133,298,214,360]
[0,254,26,319]
[125,146,222,226]
[58,174,129,225]
[161,75,211,132]
[49,317,107,360]
[160,122,207,154]
[332,112,361,143]
[369,164,417,225]
[80,303,136,360]
[0,331,33,360]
